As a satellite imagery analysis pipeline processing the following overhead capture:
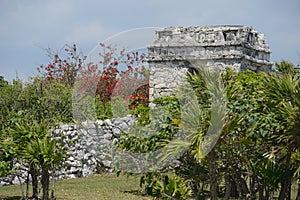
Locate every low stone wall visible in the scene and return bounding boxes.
[0,115,135,185]
[54,115,135,179]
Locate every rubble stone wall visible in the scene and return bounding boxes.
[0,116,135,185]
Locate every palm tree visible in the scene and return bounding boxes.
[24,135,65,200]
[157,65,227,200]
[263,61,300,200]
[10,117,65,200]
[155,62,300,199]
[9,117,48,199]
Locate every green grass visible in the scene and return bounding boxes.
[0,173,152,200]
[1,173,298,200]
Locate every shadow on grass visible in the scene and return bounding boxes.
[0,196,23,200]
[123,189,149,197]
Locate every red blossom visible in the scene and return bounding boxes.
[38,43,149,107]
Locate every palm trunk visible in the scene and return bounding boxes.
[250,175,257,200]
[26,170,29,199]
[30,165,39,200]
[233,174,249,197]
[16,175,25,200]
[41,167,50,200]
[278,150,292,200]
[224,174,231,200]
[258,179,264,200]
[207,150,218,200]
[50,168,55,200]
[269,191,274,200]
[296,183,300,200]
[278,180,291,200]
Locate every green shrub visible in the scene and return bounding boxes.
[117,96,180,153]
[140,172,192,199]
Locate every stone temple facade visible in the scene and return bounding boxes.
[147,25,272,101]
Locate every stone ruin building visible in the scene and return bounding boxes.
[0,25,273,185]
[147,25,272,101]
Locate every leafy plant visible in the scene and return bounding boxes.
[117,96,180,153]
[23,135,65,200]
[140,172,192,199]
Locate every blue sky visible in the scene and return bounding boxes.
[0,0,299,82]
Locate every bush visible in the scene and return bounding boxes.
[140,172,192,200]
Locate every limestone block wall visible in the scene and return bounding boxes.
[147,26,272,101]
[52,115,135,179]
[149,61,189,100]
[0,116,135,185]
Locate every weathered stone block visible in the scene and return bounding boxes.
[148,26,272,101]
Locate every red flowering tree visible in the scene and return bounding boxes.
[38,43,149,119]
[38,44,85,86]
[112,51,149,108]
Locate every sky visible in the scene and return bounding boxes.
[0,0,299,82]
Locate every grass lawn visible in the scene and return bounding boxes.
[1,173,298,199]
[0,173,152,200]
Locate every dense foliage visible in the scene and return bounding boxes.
[1,39,300,200]
[0,43,149,199]
[116,61,300,200]
[0,77,69,199]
